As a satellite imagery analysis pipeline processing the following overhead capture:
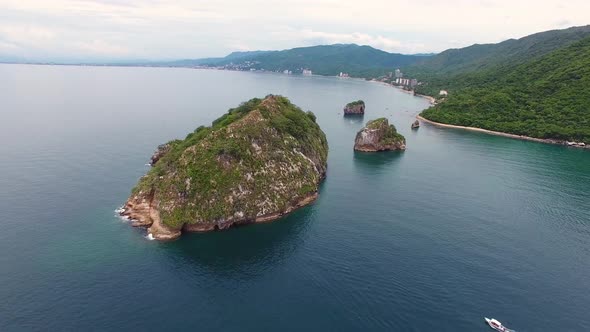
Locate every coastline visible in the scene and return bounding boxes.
[370,80,437,105]
[416,115,589,149]
[414,93,436,105]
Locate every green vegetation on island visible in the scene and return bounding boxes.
[346,100,365,108]
[367,118,405,144]
[121,95,328,240]
[354,118,406,152]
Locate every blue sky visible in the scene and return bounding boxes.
[1,0,589,62]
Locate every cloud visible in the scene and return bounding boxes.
[556,19,573,27]
[75,39,130,56]
[0,25,56,44]
[0,0,588,60]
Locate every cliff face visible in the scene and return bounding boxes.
[354,118,406,152]
[121,95,328,240]
[150,144,171,166]
[344,100,365,115]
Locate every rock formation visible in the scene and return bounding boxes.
[343,100,365,115]
[120,95,329,240]
[150,144,171,166]
[354,118,406,152]
[411,120,420,129]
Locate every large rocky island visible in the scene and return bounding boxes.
[120,95,328,240]
[354,118,406,152]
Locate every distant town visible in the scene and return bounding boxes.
[377,69,418,89]
[192,60,315,76]
[188,62,447,97]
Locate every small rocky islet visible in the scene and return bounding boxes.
[120,95,328,240]
[343,100,365,115]
[354,118,406,152]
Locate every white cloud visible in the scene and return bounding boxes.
[0,0,588,60]
[0,25,57,43]
[75,39,130,56]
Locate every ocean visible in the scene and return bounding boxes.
[1,64,589,331]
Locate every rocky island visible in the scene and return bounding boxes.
[120,95,328,240]
[354,118,406,152]
[343,100,365,115]
[411,120,420,129]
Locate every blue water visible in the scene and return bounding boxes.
[1,64,589,331]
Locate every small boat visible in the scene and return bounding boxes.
[484,317,510,331]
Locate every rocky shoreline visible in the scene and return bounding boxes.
[120,191,320,240]
[417,115,589,149]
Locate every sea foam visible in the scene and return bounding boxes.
[115,206,130,222]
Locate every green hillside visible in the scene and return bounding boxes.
[421,36,590,143]
[409,25,590,77]
[197,44,423,77]
[406,26,590,97]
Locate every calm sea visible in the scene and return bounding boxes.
[1,64,589,331]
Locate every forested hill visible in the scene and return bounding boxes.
[421,36,590,143]
[185,44,424,77]
[407,25,590,78]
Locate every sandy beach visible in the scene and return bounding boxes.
[414,93,436,105]
[369,80,436,105]
[416,115,589,149]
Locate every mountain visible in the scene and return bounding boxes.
[3,44,427,78]
[164,50,274,67]
[408,25,590,78]
[0,55,27,63]
[420,35,590,143]
[189,44,425,77]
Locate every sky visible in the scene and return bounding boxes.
[1,0,589,62]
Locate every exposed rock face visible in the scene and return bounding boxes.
[411,120,420,129]
[150,144,171,166]
[120,95,328,240]
[354,118,406,152]
[344,100,365,115]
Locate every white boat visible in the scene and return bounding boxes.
[485,317,509,331]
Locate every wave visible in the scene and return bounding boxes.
[115,206,130,222]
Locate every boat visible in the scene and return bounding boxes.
[484,317,509,331]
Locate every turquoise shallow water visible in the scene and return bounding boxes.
[1,64,589,331]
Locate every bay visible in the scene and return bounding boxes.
[1,64,589,331]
